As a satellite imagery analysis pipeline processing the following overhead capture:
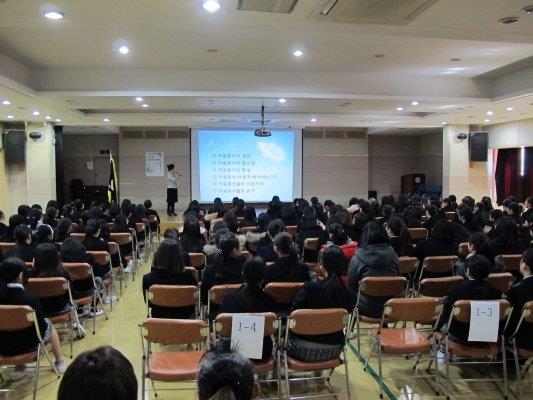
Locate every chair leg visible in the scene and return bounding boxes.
[512,340,522,398]
[32,345,42,400]
[434,346,440,396]
[412,352,422,371]
[92,299,96,335]
[377,337,383,399]
[68,316,73,359]
[150,378,158,397]
[356,317,361,352]
[284,351,290,400]
[141,357,146,399]
[501,340,508,400]
[343,348,351,400]
[276,350,282,399]
[444,340,450,400]
[363,337,376,372]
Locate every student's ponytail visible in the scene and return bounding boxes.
[208,386,237,400]
[29,208,42,231]
[0,258,25,302]
[214,233,239,276]
[273,232,300,281]
[320,245,345,306]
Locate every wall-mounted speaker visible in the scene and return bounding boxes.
[469,132,488,162]
[5,130,26,164]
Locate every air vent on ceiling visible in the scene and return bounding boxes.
[313,0,439,25]
[325,130,346,139]
[346,130,366,139]
[303,128,367,139]
[144,130,166,139]
[242,118,278,124]
[303,130,325,139]
[122,131,143,139]
[237,0,299,13]
[168,129,190,139]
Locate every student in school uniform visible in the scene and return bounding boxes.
[262,232,309,287]
[7,225,35,262]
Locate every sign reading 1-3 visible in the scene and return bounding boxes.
[468,301,500,342]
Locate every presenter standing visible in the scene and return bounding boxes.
[166,164,179,216]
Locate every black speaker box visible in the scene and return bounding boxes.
[4,130,26,164]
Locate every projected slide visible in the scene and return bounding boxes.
[191,129,302,203]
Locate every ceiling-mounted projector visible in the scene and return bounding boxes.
[254,105,271,137]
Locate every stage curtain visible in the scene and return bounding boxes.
[495,148,519,203]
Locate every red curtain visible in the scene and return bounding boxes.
[495,147,533,203]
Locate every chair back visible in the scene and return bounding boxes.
[62,262,92,280]
[288,308,348,336]
[188,253,205,269]
[107,223,115,230]
[521,301,533,323]
[147,285,197,308]
[458,242,469,257]
[422,256,458,275]
[110,233,132,246]
[148,215,158,223]
[384,297,441,323]
[498,254,521,272]
[445,212,456,221]
[408,228,428,241]
[86,251,110,266]
[0,305,35,331]
[398,257,418,275]
[286,226,298,236]
[141,318,208,345]
[359,276,407,297]
[304,237,320,251]
[69,233,85,241]
[239,226,257,234]
[451,299,511,324]
[240,251,252,260]
[215,312,278,338]
[26,277,69,298]
[488,273,514,293]
[135,222,145,233]
[108,242,119,256]
[418,276,464,297]
[0,242,15,256]
[264,282,304,304]
[208,284,241,306]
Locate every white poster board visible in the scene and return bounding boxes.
[468,301,500,342]
[146,152,164,177]
[230,314,265,360]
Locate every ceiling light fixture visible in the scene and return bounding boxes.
[141,104,149,108]
[499,16,520,24]
[450,58,461,62]
[310,118,317,122]
[32,111,40,116]
[202,0,221,13]
[486,111,493,115]
[45,116,52,120]
[6,115,14,119]
[484,119,490,123]
[373,54,385,58]
[278,98,287,104]
[1,100,11,105]
[441,122,447,125]
[135,97,143,102]
[44,10,64,20]
[293,49,303,57]
[506,106,514,111]
[411,101,419,106]
[396,107,404,111]
[55,118,62,122]
[103,118,110,122]
[118,45,130,55]
[522,5,533,13]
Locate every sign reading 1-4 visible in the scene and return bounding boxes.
[230,315,265,360]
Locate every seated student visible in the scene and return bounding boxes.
[143,199,160,232]
[241,205,257,228]
[33,224,54,246]
[219,257,277,360]
[179,216,206,253]
[207,197,227,218]
[0,210,7,242]
[437,255,502,343]
[414,219,458,270]
[404,206,422,228]
[7,225,35,262]
[505,248,533,351]
[58,346,137,400]
[256,219,285,263]
[280,203,299,227]
[54,217,73,243]
[0,257,67,377]
[348,222,399,318]
[457,205,482,234]
[42,207,58,229]
[322,223,358,265]
[25,243,74,318]
[263,232,309,286]
[423,204,439,232]
[297,207,323,261]
[112,214,134,271]
[454,232,495,276]
[201,233,246,312]
[288,245,356,362]
[142,239,197,319]
[474,202,489,228]
[82,219,113,280]
[244,213,272,247]
[28,207,44,234]
[386,216,414,257]
[490,216,525,256]
[197,347,259,400]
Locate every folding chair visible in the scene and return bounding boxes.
[417,255,459,282]
[354,276,407,351]
[214,312,280,395]
[364,297,442,399]
[110,232,137,281]
[286,226,298,237]
[408,228,428,242]
[281,308,351,400]
[146,285,200,319]
[265,282,304,316]
[108,241,126,294]
[488,273,514,294]
[0,305,60,400]
[135,222,148,262]
[207,284,241,319]
[240,226,258,234]
[445,212,456,221]
[399,256,419,293]
[241,250,252,260]
[506,301,533,398]
[417,276,464,298]
[0,242,15,257]
[68,233,85,241]
[87,250,118,308]
[62,262,108,334]
[147,214,160,245]
[187,252,206,272]
[140,318,210,398]
[436,299,512,400]
[26,277,78,358]
[302,237,319,269]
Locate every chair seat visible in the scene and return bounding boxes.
[252,357,276,373]
[49,312,71,324]
[359,315,391,324]
[0,343,52,366]
[370,328,431,354]
[517,347,533,358]
[74,295,94,307]
[148,350,205,381]
[286,356,342,372]
[447,339,500,358]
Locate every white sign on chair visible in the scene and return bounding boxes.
[230,314,265,359]
[468,301,500,342]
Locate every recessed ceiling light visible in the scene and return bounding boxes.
[206,48,218,53]
[506,106,514,111]
[396,107,404,111]
[45,116,52,120]
[135,97,143,102]
[6,115,14,119]
[486,111,493,115]
[44,10,64,20]
[441,122,447,125]
[523,5,533,13]
[484,119,490,123]
[310,118,317,122]
[103,118,110,122]
[278,98,287,104]
[499,16,520,24]
[118,45,130,55]
[293,49,303,57]
[373,54,385,58]
[202,0,221,13]
[450,58,461,62]
[1,100,11,105]
[32,111,40,116]
[55,118,62,122]
[141,104,149,108]
[411,101,419,106]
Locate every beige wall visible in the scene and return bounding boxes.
[0,148,7,213]
[487,118,533,149]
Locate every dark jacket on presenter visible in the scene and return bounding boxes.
[166,164,179,216]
